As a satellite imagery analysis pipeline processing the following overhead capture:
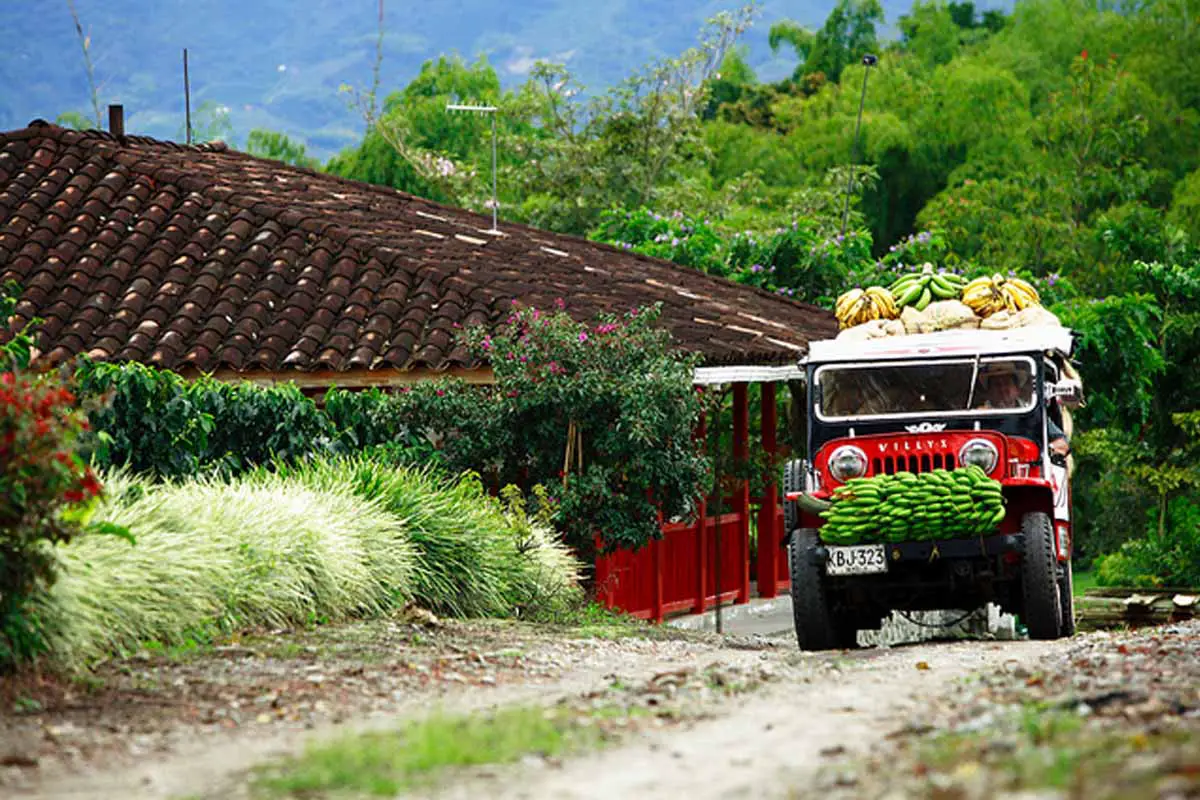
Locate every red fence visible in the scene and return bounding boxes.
[592,381,793,622]
[594,507,750,622]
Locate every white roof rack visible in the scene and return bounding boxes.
[805,326,1075,365]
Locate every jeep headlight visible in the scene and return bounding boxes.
[829,445,868,482]
[958,438,999,474]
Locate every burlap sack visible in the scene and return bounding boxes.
[926,300,980,330]
[901,300,979,334]
[981,304,1062,330]
[900,306,926,335]
[835,319,892,341]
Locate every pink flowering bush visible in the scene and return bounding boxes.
[458,302,710,554]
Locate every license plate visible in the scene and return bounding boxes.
[825,544,888,576]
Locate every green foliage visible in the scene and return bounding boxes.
[0,281,36,372]
[1052,294,1164,431]
[75,360,337,479]
[1095,495,1200,589]
[591,208,726,273]
[246,130,320,169]
[591,205,874,304]
[773,0,884,85]
[1169,167,1200,242]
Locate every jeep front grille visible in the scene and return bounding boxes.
[872,452,957,476]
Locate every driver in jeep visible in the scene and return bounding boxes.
[980,369,1071,458]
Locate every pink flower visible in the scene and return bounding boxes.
[554,298,566,310]
[578,332,588,343]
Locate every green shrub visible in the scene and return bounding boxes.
[76,360,337,479]
[1095,495,1200,589]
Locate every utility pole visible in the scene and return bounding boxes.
[840,53,877,238]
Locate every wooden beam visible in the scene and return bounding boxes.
[757,382,780,598]
[193,366,496,389]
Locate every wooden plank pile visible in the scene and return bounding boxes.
[1077,588,1198,631]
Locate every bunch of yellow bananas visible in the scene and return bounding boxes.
[961,274,1041,317]
[835,285,898,328]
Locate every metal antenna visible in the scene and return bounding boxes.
[840,54,877,238]
[183,48,192,145]
[445,103,499,232]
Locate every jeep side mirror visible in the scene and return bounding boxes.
[1046,378,1084,408]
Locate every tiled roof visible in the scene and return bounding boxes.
[0,121,836,378]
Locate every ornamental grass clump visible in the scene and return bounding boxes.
[269,456,582,619]
[35,470,420,670]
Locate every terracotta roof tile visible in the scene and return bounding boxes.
[0,120,836,376]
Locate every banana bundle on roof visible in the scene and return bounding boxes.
[835,286,898,329]
[962,273,1041,317]
[887,263,966,312]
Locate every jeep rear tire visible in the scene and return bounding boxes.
[1059,558,1076,637]
[789,529,856,650]
[1020,511,1063,640]
[783,460,804,540]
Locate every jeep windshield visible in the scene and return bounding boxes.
[814,357,1036,421]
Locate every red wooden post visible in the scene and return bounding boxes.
[733,382,751,604]
[694,408,709,614]
[757,382,780,598]
[593,533,613,608]
[652,500,665,622]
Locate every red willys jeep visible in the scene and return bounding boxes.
[783,326,1083,651]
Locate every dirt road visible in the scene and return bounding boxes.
[437,638,1058,800]
[5,616,1197,799]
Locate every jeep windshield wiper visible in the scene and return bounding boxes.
[965,352,982,410]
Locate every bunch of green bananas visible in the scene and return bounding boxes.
[818,465,1006,546]
[887,265,967,312]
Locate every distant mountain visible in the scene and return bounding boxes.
[0,0,1007,160]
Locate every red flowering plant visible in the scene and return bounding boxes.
[0,285,112,667]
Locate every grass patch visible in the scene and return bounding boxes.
[253,704,605,797]
[1073,569,1099,597]
[917,705,1200,797]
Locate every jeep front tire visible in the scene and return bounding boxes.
[789,529,856,650]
